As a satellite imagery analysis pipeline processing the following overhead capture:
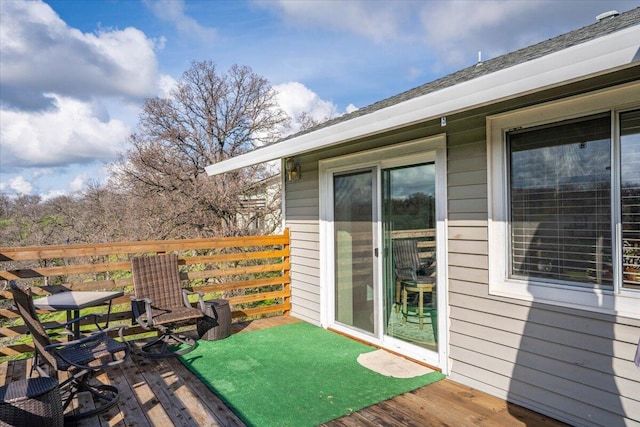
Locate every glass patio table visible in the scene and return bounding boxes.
[33,291,124,339]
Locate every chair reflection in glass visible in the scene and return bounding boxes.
[393,239,437,336]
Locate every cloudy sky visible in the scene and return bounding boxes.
[1,0,637,199]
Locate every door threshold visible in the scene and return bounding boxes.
[327,326,442,373]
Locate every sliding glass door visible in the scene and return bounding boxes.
[331,163,438,350]
[333,170,375,333]
[323,136,446,367]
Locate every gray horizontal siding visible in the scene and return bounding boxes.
[448,184,487,199]
[448,170,487,186]
[286,217,320,325]
[448,239,488,255]
[450,353,636,427]
[286,157,322,324]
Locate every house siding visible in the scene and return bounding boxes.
[285,69,640,426]
[285,157,322,325]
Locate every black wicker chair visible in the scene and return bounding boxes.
[10,282,130,423]
[131,254,205,358]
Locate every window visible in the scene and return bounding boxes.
[621,110,640,290]
[508,114,613,288]
[488,82,640,317]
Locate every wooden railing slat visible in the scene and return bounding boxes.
[0,235,289,261]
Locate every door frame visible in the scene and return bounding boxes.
[319,134,448,371]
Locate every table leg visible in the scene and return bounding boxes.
[65,310,80,341]
[105,300,113,328]
[418,290,424,330]
[66,310,72,339]
[73,309,80,339]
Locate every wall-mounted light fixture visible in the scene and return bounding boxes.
[285,157,301,182]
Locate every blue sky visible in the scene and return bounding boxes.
[1,0,638,199]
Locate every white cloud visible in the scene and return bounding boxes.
[0,94,130,168]
[40,189,72,201]
[145,0,217,41]
[274,82,340,134]
[154,35,167,50]
[6,176,33,194]
[0,0,161,110]
[0,0,182,199]
[345,104,359,114]
[157,74,179,99]
[261,0,637,71]
[32,169,55,179]
[418,1,539,67]
[259,0,410,43]
[68,174,87,192]
[421,1,535,46]
[417,0,638,68]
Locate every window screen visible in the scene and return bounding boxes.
[621,109,640,290]
[508,114,613,288]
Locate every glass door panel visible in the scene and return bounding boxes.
[382,163,437,351]
[334,170,375,333]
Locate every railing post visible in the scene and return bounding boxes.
[283,228,291,316]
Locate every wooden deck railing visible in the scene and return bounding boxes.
[0,229,290,358]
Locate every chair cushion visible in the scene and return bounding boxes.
[55,336,128,371]
[143,306,203,327]
[0,377,59,402]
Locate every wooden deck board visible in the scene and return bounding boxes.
[163,357,245,427]
[1,316,567,427]
[130,352,201,427]
[100,359,148,426]
[0,358,8,385]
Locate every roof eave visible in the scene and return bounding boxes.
[206,25,640,176]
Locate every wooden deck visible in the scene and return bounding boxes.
[1,316,567,427]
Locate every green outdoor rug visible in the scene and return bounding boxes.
[179,322,445,427]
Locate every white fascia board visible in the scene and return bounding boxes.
[206,25,640,176]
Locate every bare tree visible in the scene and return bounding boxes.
[114,61,289,238]
[0,194,59,247]
[297,111,328,132]
[72,181,136,243]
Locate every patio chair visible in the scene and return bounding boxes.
[130,253,205,358]
[393,239,436,330]
[10,282,130,422]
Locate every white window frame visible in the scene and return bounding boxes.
[487,81,640,318]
